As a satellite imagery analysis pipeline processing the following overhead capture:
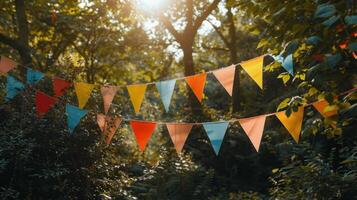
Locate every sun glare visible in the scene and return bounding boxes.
[136,0,166,11]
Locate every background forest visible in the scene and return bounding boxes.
[0,0,356,199]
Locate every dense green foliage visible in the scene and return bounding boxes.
[0,0,356,199]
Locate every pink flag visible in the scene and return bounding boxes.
[212,65,236,96]
[0,56,17,75]
[166,123,193,154]
[101,86,118,114]
[96,113,122,145]
[238,115,266,152]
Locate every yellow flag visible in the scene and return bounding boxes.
[240,55,264,89]
[127,84,147,114]
[276,106,304,143]
[74,82,95,108]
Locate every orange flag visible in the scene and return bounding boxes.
[312,99,338,118]
[185,73,206,102]
[101,86,118,114]
[130,121,157,151]
[127,84,147,114]
[238,115,266,152]
[239,55,264,89]
[213,65,236,96]
[0,56,17,75]
[97,114,122,145]
[276,107,304,143]
[166,123,193,154]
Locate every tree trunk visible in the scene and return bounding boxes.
[14,0,32,74]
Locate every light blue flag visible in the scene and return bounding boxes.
[6,75,25,101]
[345,15,357,25]
[203,122,229,155]
[282,54,294,75]
[27,68,44,85]
[156,79,176,112]
[66,104,87,133]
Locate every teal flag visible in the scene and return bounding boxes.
[66,104,87,133]
[203,122,229,155]
[345,15,357,25]
[156,79,176,112]
[27,68,44,85]
[282,54,294,75]
[6,75,24,101]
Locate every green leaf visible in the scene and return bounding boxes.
[277,98,290,111]
[314,3,336,19]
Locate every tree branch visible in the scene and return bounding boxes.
[192,0,221,32]
[206,20,231,48]
[158,14,182,43]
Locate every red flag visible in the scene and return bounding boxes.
[35,91,57,117]
[52,77,71,97]
[130,121,157,151]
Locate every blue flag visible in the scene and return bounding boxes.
[6,75,25,101]
[156,79,176,112]
[66,104,87,133]
[27,68,44,85]
[282,54,294,75]
[203,122,229,155]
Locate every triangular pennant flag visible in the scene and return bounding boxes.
[0,56,17,75]
[203,122,229,155]
[101,86,118,114]
[185,73,206,102]
[97,113,106,133]
[35,91,57,117]
[312,99,338,118]
[156,79,176,112]
[74,82,95,108]
[276,106,304,143]
[130,120,156,151]
[127,84,147,114]
[27,68,44,85]
[166,123,193,154]
[96,114,122,145]
[66,104,87,133]
[52,77,71,97]
[238,115,266,152]
[6,75,24,101]
[282,54,294,75]
[213,65,236,96]
[240,56,264,89]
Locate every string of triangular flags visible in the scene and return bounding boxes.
[1,55,352,155]
[1,55,271,115]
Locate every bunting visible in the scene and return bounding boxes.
[203,122,229,155]
[35,91,57,117]
[166,123,193,154]
[276,107,304,143]
[74,82,95,108]
[156,80,176,112]
[282,54,294,75]
[185,73,206,102]
[66,104,87,133]
[213,65,236,96]
[130,121,157,151]
[27,68,44,85]
[238,115,266,152]
[0,56,17,75]
[240,56,264,89]
[127,84,147,114]
[6,75,25,101]
[52,77,71,97]
[101,86,118,114]
[312,99,338,117]
[97,114,122,144]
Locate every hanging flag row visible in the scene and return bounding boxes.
[0,55,344,155]
[1,54,295,116]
